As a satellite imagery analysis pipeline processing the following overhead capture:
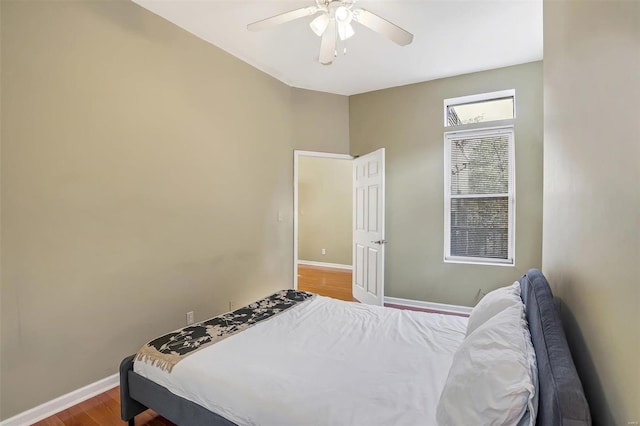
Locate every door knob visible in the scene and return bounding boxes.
[371,240,387,245]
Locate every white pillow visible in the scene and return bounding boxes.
[466,281,521,336]
[437,303,538,426]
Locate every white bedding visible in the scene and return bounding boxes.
[134,295,468,426]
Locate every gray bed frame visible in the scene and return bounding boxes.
[120,268,591,425]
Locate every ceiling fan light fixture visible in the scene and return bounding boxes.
[310,14,330,37]
[338,22,355,40]
[334,6,352,24]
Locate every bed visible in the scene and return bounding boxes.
[120,268,591,425]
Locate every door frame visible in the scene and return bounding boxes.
[293,150,353,290]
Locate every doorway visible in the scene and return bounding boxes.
[294,151,353,300]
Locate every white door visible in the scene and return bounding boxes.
[352,148,385,305]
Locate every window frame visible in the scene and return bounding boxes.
[443,125,516,266]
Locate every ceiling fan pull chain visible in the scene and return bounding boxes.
[334,21,338,57]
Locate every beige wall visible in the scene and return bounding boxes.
[350,62,543,306]
[298,157,352,265]
[0,0,348,419]
[542,1,640,424]
[292,88,350,154]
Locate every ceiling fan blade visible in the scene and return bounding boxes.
[353,9,413,46]
[319,20,337,65]
[248,6,319,32]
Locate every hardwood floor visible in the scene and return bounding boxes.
[297,264,353,301]
[32,386,172,425]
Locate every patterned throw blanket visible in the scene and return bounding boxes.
[136,289,315,372]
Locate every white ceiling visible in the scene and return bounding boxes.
[132,0,543,96]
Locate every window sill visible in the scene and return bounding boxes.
[444,257,515,267]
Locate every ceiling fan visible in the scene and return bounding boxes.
[247,0,414,65]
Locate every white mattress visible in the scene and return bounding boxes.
[134,295,468,426]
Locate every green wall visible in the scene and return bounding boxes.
[350,62,543,306]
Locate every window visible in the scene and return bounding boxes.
[444,91,515,265]
[445,90,515,127]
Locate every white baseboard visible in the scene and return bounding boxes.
[384,296,472,316]
[0,373,119,426]
[297,260,352,270]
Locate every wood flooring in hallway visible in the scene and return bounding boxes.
[296,263,353,301]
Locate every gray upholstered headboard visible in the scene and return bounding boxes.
[519,269,592,426]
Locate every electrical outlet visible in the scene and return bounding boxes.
[229,300,235,311]
[186,311,194,325]
[321,248,326,255]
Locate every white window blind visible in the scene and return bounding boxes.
[444,128,515,265]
